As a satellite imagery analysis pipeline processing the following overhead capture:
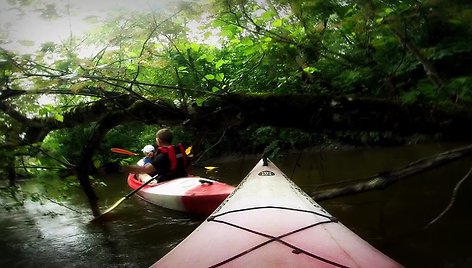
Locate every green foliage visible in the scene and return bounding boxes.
[239,126,329,157]
[401,91,419,104]
[0,173,91,213]
[0,0,470,181]
[1,187,27,211]
[446,77,472,103]
[42,125,95,164]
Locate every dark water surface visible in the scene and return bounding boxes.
[1,143,471,267]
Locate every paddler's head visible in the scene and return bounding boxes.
[156,128,173,146]
[142,144,155,157]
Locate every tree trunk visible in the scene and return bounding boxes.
[7,156,16,187]
[389,25,444,90]
[189,93,472,139]
[4,128,19,187]
[77,113,126,216]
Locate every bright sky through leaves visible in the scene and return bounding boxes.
[0,0,178,54]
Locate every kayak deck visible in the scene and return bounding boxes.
[127,174,235,216]
[151,158,403,267]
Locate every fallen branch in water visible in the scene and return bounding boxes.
[311,144,472,201]
[44,196,83,214]
[424,167,472,228]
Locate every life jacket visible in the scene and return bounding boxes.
[157,144,189,176]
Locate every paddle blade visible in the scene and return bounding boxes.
[111,148,138,156]
[92,197,126,221]
[103,197,126,214]
[205,166,218,171]
[185,146,192,155]
[185,146,193,157]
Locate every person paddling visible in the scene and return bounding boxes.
[107,128,190,183]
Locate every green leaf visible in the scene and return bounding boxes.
[220,25,239,38]
[272,19,283,27]
[261,10,277,20]
[384,7,394,15]
[195,97,205,106]
[190,43,200,52]
[243,46,258,56]
[204,74,215,80]
[207,54,216,62]
[212,86,220,93]
[215,73,224,82]
[39,107,49,116]
[197,54,208,61]
[215,59,225,69]
[178,66,189,73]
[54,113,64,122]
[197,53,215,63]
[303,66,319,74]
[241,38,254,46]
[212,20,226,27]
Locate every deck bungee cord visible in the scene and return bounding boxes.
[207,206,348,268]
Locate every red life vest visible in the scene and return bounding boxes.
[157,144,189,175]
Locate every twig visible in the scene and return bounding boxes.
[45,196,82,214]
[14,166,67,170]
[194,129,228,164]
[425,167,472,228]
[20,140,73,167]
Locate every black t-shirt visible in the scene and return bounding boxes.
[150,152,170,178]
[150,148,188,181]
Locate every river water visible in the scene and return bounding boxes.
[1,143,471,267]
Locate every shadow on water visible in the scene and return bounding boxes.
[0,178,202,268]
[1,142,471,267]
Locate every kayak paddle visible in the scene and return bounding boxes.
[92,174,163,221]
[111,148,139,156]
[110,147,216,170]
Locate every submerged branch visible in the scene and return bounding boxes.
[312,144,472,201]
[425,167,472,228]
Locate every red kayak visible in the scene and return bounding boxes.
[127,174,235,216]
[151,158,403,267]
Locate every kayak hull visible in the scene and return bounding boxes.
[151,158,403,267]
[127,174,235,216]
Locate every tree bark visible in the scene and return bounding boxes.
[2,93,471,145]
[77,112,128,216]
[389,26,444,89]
[189,93,472,139]
[4,128,19,187]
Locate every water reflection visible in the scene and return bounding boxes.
[1,143,471,267]
[0,186,201,267]
[1,200,93,268]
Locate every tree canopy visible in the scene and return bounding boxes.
[0,0,471,214]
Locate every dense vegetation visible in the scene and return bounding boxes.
[0,0,470,214]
